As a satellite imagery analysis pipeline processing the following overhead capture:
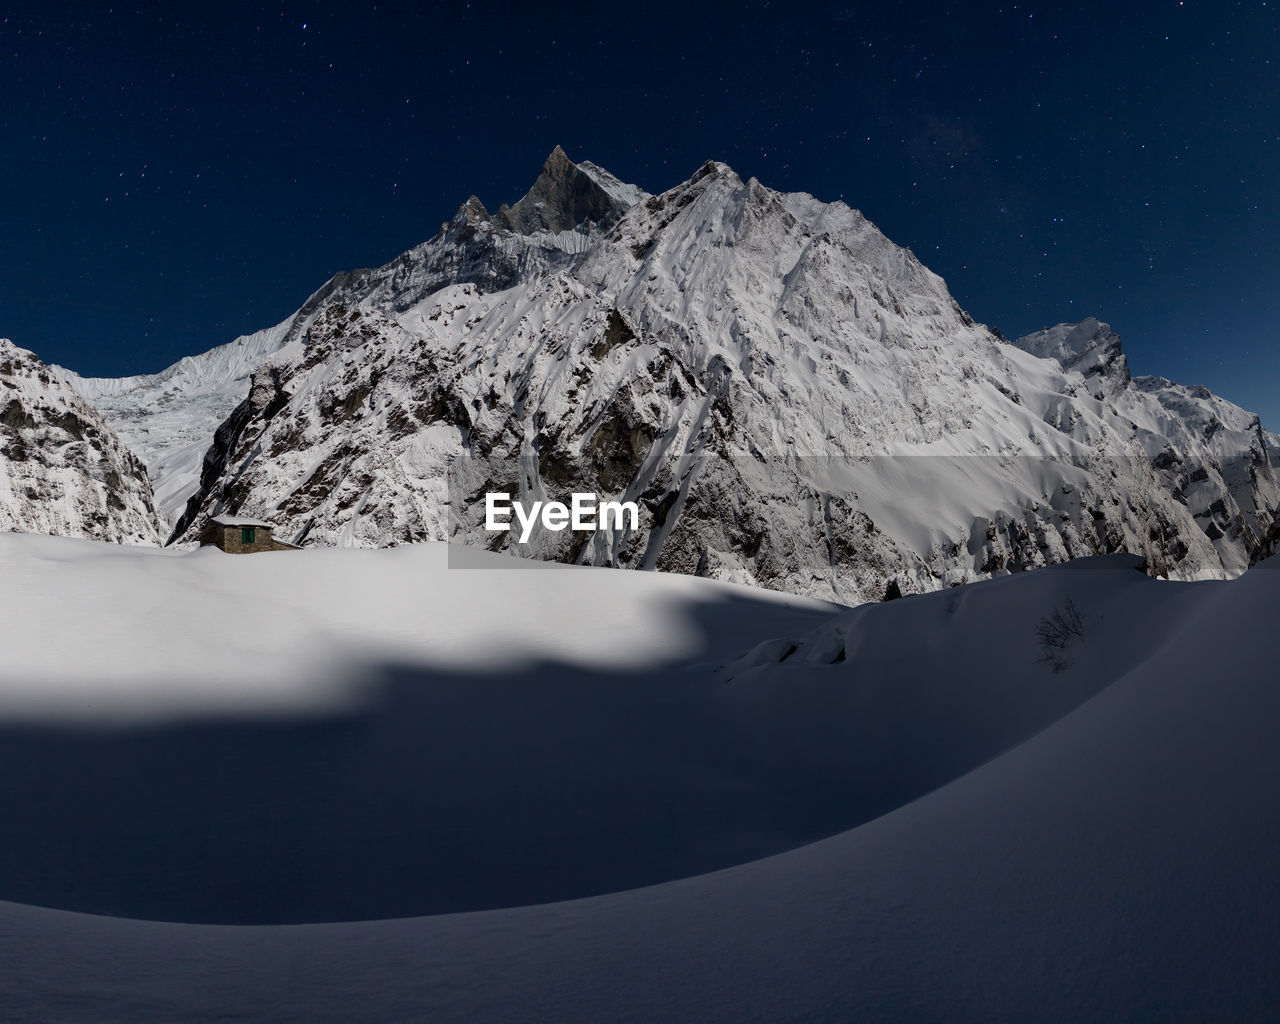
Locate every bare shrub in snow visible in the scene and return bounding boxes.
[1036,597,1085,672]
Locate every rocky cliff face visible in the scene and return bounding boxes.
[493,145,630,235]
[1125,374,1280,574]
[1,338,161,544]
[1008,318,1280,575]
[163,151,1279,600]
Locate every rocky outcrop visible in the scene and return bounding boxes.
[493,145,631,235]
[1010,325,1280,574]
[1,338,161,544]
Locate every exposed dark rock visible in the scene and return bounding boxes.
[493,146,630,235]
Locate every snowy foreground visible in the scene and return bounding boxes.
[1,536,1278,1021]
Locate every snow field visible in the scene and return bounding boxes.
[0,537,1276,1019]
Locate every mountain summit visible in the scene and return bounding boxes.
[492,145,633,235]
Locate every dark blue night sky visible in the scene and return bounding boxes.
[2,1,1277,424]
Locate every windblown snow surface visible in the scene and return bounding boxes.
[0,535,1277,1021]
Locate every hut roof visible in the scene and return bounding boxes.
[210,514,274,529]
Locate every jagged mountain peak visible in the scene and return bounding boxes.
[436,150,648,242]
[1013,318,1131,398]
[456,194,490,221]
[491,146,634,236]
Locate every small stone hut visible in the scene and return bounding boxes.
[200,515,299,553]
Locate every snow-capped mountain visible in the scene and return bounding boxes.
[150,149,1276,600]
[37,148,1278,598]
[0,338,160,544]
[52,146,640,532]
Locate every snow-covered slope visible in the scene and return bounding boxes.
[0,536,1276,1020]
[161,152,1276,599]
[577,159,649,207]
[1013,316,1132,398]
[1012,319,1280,575]
[0,339,160,544]
[53,320,293,529]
